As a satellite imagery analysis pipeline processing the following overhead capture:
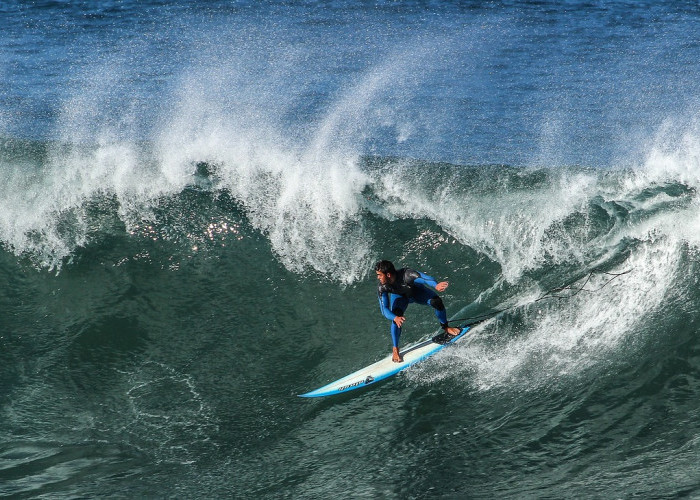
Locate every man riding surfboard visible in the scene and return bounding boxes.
[375,260,461,363]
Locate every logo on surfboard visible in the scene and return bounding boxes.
[338,376,375,392]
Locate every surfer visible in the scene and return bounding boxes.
[375,260,461,363]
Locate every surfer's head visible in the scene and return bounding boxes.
[374,260,396,285]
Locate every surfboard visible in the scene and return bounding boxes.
[298,326,469,398]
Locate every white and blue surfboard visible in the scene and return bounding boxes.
[299,326,469,398]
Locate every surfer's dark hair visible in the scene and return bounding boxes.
[374,260,396,274]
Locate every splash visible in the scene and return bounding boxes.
[0,24,483,282]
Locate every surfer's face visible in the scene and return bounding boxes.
[376,270,392,285]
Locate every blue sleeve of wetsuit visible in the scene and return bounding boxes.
[413,271,439,289]
[378,292,396,321]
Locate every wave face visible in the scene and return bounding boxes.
[2,1,700,498]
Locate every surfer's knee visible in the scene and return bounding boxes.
[429,296,445,311]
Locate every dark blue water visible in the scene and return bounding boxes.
[2,1,700,497]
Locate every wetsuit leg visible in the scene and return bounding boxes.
[389,294,409,348]
[413,285,449,326]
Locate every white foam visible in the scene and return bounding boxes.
[409,230,682,392]
[404,116,700,391]
[619,114,700,195]
[3,24,699,287]
[0,41,380,279]
[373,165,600,282]
[152,60,378,283]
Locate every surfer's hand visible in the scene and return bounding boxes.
[393,316,405,328]
[435,281,449,292]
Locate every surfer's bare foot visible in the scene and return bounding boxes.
[444,326,461,336]
[392,347,404,363]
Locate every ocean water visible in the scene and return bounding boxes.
[2,0,700,497]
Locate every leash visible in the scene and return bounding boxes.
[452,268,633,328]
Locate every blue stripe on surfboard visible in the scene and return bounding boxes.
[299,326,469,398]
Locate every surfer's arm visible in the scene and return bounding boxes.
[414,271,449,292]
[413,271,438,288]
[378,292,397,321]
